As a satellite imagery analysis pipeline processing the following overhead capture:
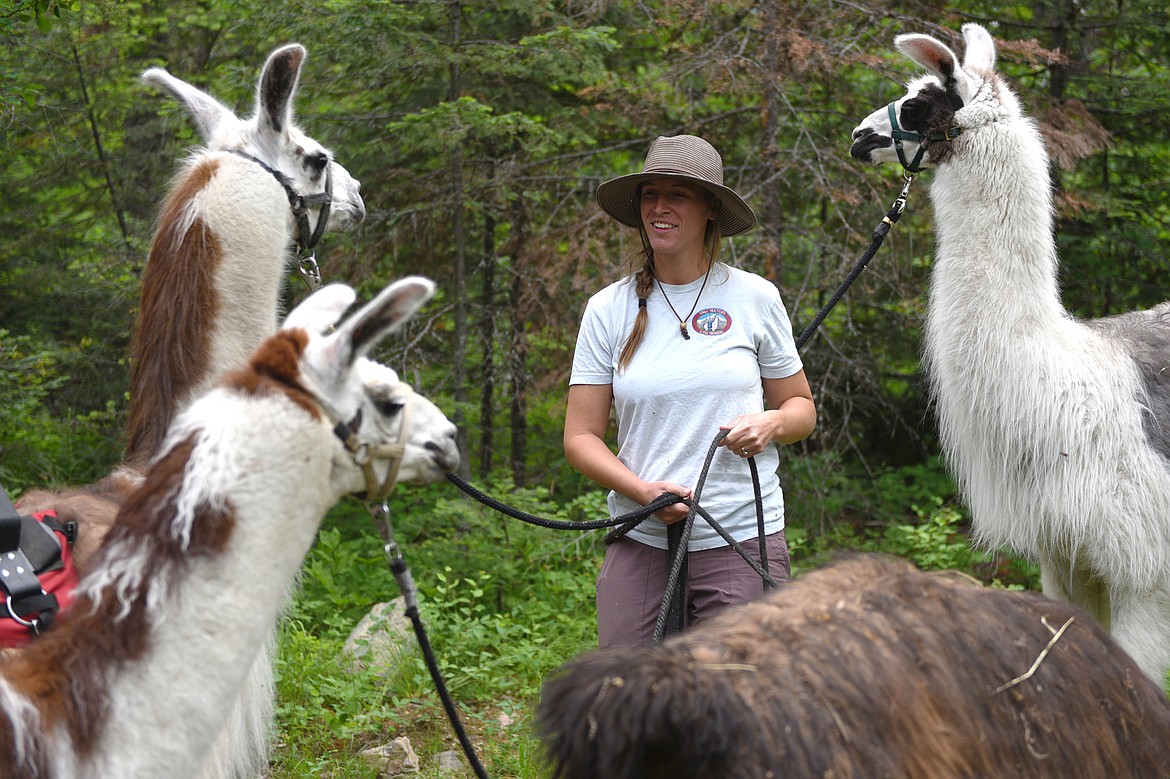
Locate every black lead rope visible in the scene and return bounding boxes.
[370,487,691,779]
[633,430,778,644]
[650,432,720,643]
[375,506,492,779]
[794,171,916,350]
[447,430,777,645]
[441,473,684,531]
[664,521,687,634]
[379,438,758,775]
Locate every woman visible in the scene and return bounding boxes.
[565,134,816,647]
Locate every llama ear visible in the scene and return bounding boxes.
[282,283,357,334]
[142,67,237,143]
[300,277,433,414]
[960,23,996,72]
[894,33,961,83]
[314,277,435,377]
[255,43,306,136]
[337,276,436,366]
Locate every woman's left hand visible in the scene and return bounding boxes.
[720,412,779,458]
[721,372,817,457]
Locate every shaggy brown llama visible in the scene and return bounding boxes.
[539,554,1170,779]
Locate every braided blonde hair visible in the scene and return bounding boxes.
[616,187,724,372]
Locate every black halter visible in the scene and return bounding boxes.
[887,102,963,173]
[227,149,333,260]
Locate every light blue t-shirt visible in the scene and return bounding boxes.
[570,263,803,550]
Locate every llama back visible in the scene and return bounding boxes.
[539,554,1170,779]
[125,153,294,465]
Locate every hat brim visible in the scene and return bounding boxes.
[595,172,757,237]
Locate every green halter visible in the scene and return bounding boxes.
[887,101,963,173]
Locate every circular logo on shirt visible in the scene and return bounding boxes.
[692,308,732,335]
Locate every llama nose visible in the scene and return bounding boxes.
[426,436,461,472]
[849,128,891,160]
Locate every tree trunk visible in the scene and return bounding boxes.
[478,196,497,476]
[758,0,782,283]
[508,197,529,486]
[448,0,470,478]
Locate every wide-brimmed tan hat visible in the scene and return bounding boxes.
[595,135,757,236]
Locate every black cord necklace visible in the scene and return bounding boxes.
[656,263,712,340]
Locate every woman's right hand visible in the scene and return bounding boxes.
[639,481,693,525]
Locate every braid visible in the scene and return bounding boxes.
[617,232,655,373]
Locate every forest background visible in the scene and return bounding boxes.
[3,0,1169,775]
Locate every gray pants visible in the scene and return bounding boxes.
[595,530,790,647]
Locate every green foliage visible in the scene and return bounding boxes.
[876,503,985,572]
[273,625,383,778]
[0,330,121,488]
[1,0,70,161]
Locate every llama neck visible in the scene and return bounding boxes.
[125,153,295,465]
[925,113,1065,327]
[1,389,338,778]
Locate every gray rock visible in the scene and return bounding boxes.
[342,598,416,678]
[360,737,420,776]
[437,750,469,776]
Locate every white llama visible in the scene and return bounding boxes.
[0,276,457,778]
[849,23,1170,683]
[12,282,458,779]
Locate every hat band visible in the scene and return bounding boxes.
[642,165,723,185]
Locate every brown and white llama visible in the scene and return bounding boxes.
[0,276,457,779]
[17,42,366,567]
[127,41,366,467]
[539,554,1170,779]
[849,23,1170,684]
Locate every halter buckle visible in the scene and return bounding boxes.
[331,411,409,508]
[298,256,323,292]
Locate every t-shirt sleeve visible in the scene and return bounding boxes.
[756,283,803,380]
[570,291,618,385]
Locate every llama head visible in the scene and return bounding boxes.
[282,281,460,490]
[142,43,365,232]
[849,23,1017,170]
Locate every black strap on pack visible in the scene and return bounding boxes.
[0,482,68,634]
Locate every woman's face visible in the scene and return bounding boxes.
[639,178,714,261]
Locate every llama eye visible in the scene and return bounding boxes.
[306,152,329,173]
[374,399,405,418]
[899,99,930,131]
